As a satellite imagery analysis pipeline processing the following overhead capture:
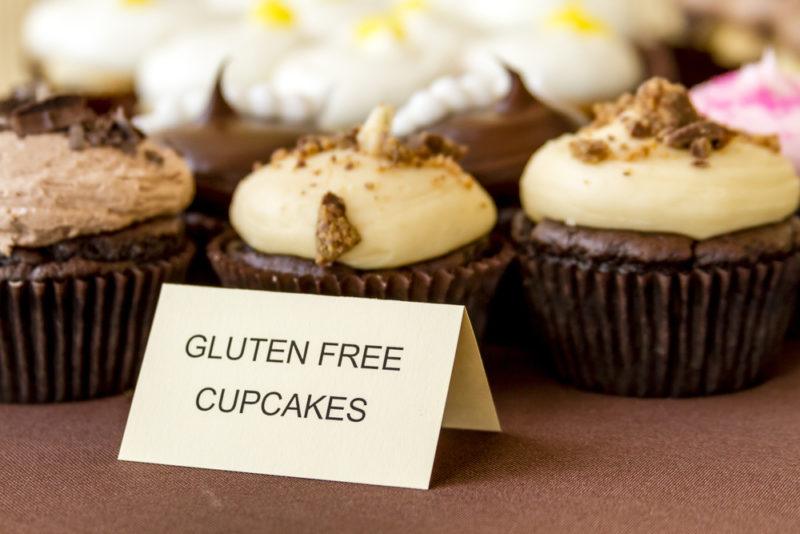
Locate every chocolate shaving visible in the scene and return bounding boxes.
[569,139,611,164]
[0,87,144,155]
[315,192,361,266]
[10,95,92,136]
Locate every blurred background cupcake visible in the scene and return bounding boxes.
[672,0,800,85]
[22,0,203,112]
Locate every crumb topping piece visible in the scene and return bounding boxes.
[581,77,779,168]
[272,105,466,170]
[569,138,611,163]
[0,88,144,155]
[315,192,362,266]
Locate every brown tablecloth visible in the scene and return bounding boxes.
[2,342,800,534]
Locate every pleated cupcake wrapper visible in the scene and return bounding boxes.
[0,243,195,403]
[519,253,800,397]
[207,231,514,339]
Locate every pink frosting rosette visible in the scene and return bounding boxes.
[691,50,800,174]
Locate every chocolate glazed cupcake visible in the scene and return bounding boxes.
[0,93,195,403]
[424,70,574,206]
[514,78,800,397]
[152,78,315,284]
[209,106,513,338]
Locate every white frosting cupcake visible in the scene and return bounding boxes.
[135,0,307,131]
[431,0,685,42]
[271,3,460,130]
[230,106,497,269]
[24,0,201,94]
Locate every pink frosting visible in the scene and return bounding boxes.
[690,51,800,173]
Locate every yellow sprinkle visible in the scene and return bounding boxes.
[251,0,295,29]
[120,0,153,7]
[395,0,427,13]
[547,2,609,35]
[355,14,406,42]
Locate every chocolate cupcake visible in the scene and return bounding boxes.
[513,78,800,397]
[151,78,314,217]
[0,92,195,403]
[419,70,574,204]
[208,106,513,337]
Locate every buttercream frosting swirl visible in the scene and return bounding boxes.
[521,78,800,240]
[230,106,497,269]
[0,93,194,255]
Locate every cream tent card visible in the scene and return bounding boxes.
[119,285,499,490]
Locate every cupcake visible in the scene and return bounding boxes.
[270,4,462,131]
[393,62,575,204]
[0,91,195,403]
[514,77,800,397]
[23,0,200,112]
[392,2,661,204]
[691,51,800,174]
[148,76,315,217]
[208,106,513,337]
[673,0,800,85]
[135,0,307,125]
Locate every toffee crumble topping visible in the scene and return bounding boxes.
[271,106,467,171]
[315,192,361,266]
[571,77,779,167]
[0,88,146,156]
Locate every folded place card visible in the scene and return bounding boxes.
[119,284,500,490]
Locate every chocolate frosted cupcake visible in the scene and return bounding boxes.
[514,78,800,397]
[419,70,574,204]
[0,93,195,403]
[143,78,315,284]
[151,78,314,217]
[209,106,513,337]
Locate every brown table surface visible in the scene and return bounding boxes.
[2,341,800,534]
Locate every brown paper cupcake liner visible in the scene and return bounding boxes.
[208,230,514,339]
[519,252,800,397]
[0,242,195,403]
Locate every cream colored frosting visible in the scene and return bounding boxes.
[0,133,194,255]
[520,120,800,240]
[230,107,497,269]
[24,0,201,93]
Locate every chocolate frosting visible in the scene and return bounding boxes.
[155,78,316,215]
[0,89,143,153]
[424,70,574,203]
